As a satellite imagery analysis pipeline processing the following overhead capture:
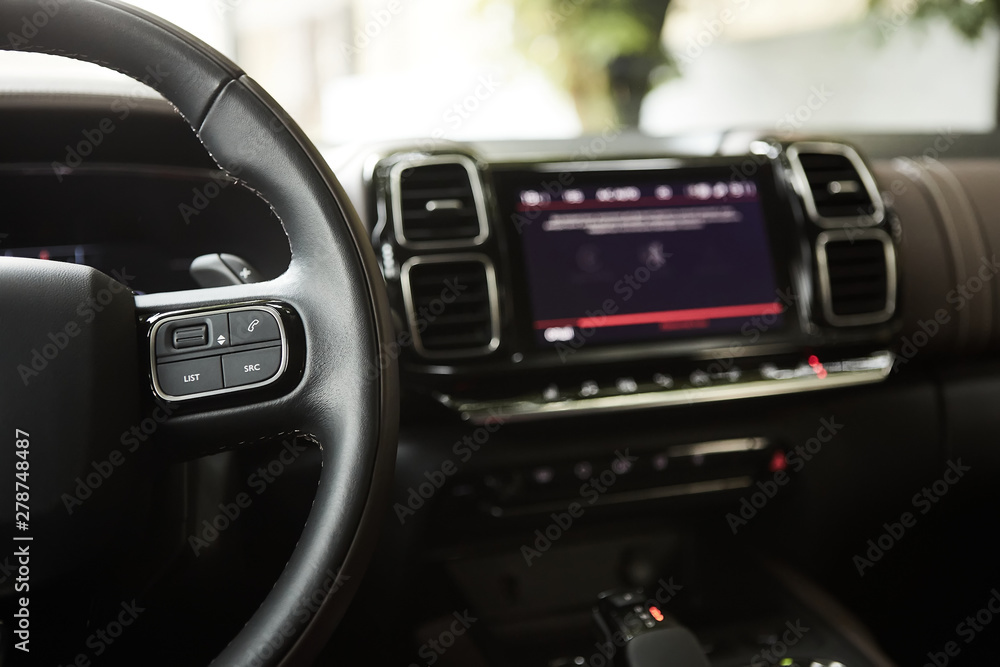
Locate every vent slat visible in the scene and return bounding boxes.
[400,187,472,199]
[412,294,490,308]
[420,332,495,348]
[830,282,887,297]
[419,312,492,326]
[406,260,496,355]
[402,226,483,241]
[828,266,887,280]
[813,203,877,217]
[401,210,480,221]
[823,238,890,320]
[410,271,488,286]
[394,158,485,246]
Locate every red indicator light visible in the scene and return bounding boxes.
[39,249,50,260]
[807,355,827,379]
[769,450,787,472]
[649,606,664,622]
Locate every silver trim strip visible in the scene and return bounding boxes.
[400,254,501,359]
[489,477,754,517]
[149,305,289,402]
[389,154,490,249]
[786,142,886,229]
[816,229,897,326]
[442,351,893,423]
[668,437,768,458]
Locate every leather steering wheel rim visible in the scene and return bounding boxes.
[0,1,398,665]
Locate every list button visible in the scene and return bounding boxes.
[157,357,223,397]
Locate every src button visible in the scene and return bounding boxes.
[222,347,282,388]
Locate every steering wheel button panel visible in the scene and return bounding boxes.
[222,346,283,388]
[229,308,281,345]
[156,356,224,396]
[150,305,289,401]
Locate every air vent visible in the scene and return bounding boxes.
[787,142,885,227]
[401,255,500,358]
[390,156,489,249]
[817,230,896,326]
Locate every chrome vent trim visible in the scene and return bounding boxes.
[400,254,501,359]
[787,142,885,228]
[816,229,897,326]
[389,154,490,249]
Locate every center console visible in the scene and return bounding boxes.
[355,139,918,667]
[369,140,900,424]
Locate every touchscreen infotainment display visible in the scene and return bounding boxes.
[509,171,784,348]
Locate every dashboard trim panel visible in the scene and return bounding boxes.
[438,351,894,423]
[488,476,755,517]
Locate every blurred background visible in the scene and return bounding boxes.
[3,0,1000,143]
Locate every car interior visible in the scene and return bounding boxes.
[3,0,1000,665]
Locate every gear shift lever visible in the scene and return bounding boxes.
[594,588,710,667]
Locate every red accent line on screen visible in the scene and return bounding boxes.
[534,302,784,330]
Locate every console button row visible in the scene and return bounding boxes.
[538,362,799,404]
[542,373,683,403]
[439,352,894,424]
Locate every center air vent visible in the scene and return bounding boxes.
[390,155,489,249]
[817,230,896,326]
[787,142,885,227]
[401,255,500,358]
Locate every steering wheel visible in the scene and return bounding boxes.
[0,1,398,665]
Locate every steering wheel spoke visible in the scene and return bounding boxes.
[135,279,283,313]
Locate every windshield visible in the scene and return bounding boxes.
[5,0,999,143]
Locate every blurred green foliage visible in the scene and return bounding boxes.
[868,0,1000,40]
[508,0,672,130]
[506,0,1000,132]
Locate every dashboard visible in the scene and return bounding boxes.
[6,93,1000,666]
[365,141,900,423]
[5,96,997,433]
